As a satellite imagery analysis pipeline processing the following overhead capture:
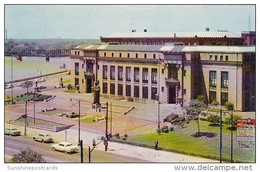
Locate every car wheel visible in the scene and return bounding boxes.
[52,147,56,151]
[33,137,35,140]
[42,140,44,143]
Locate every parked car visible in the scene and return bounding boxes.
[52,142,78,153]
[6,84,14,89]
[38,86,47,89]
[39,78,46,82]
[16,83,22,87]
[5,128,21,136]
[33,133,54,143]
[55,85,61,88]
[66,112,79,118]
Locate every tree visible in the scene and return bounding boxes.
[21,81,33,93]
[224,102,234,111]
[207,114,220,126]
[184,99,206,134]
[224,114,241,130]
[9,149,45,163]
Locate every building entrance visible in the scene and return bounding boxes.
[168,86,176,104]
[86,78,92,93]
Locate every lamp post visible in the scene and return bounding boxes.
[70,98,81,146]
[24,101,28,136]
[224,110,234,163]
[155,94,160,130]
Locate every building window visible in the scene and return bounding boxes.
[103,83,107,93]
[221,72,228,88]
[126,67,131,81]
[210,55,213,60]
[209,71,217,87]
[75,51,77,55]
[75,63,79,75]
[220,55,223,61]
[162,69,164,74]
[119,53,122,58]
[151,68,157,84]
[142,87,148,99]
[103,65,107,79]
[75,78,79,86]
[118,66,123,81]
[215,55,218,61]
[127,53,130,58]
[110,83,115,95]
[225,56,229,61]
[82,79,84,84]
[104,52,106,57]
[153,54,156,59]
[118,84,123,95]
[209,91,216,104]
[143,68,148,83]
[144,54,147,58]
[112,53,114,57]
[126,85,131,96]
[162,87,164,92]
[151,87,157,100]
[134,68,139,82]
[110,66,115,80]
[221,92,228,105]
[134,86,139,98]
[136,53,138,58]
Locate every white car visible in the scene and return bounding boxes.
[7,84,14,89]
[52,142,78,153]
[16,83,22,87]
[55,85,61,88]
[39,78,46,82]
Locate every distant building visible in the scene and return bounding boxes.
[100,30,244,46]
[70,43,255,111]
[241,31,256,46]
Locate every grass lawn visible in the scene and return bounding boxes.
[62,79,71,83]
[127,120,255,162]
[5,93,51,104]
[80,115,103,123]
[63,89,77,93]
[38,109,69,116]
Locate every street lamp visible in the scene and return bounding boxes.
[155,94,160,130]
[70,98,81,146]
[223,110,234,163]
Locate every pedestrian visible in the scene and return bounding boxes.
[155,140,158,150]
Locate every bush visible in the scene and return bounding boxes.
[20,94,23,97]
[163,114,179,122]
[224,102,234,111]
[114,133,120,137]
[10,150,45,163]
[207,114,220,126]
[171,117,185,123]
[161,126,169,133]
[170,127,174,131]
[67,84,72,90]
[196,95,205,103]
[124,134,128,137]
[211,99,219,106]
[224,114,241,127]
[126,97,133,102]
[156,128,161,134]
[122,137,126,140]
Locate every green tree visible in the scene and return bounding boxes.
[224,101,234,111]
[207,114,220,126]
[10,149,45,163]
[224,114,241,130]
[21,81,33,93]
[185,99,206,134]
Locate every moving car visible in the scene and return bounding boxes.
[33,133,54,143]
[52,142,78,153]
[5,128,21,136]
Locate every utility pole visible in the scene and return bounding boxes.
[219,109,223,163]
[78,99,81,146]
[80,140,83,163]
[11,55,14,104]
[110,102,112,137]
[33,100,35,125]
[105,102,108,139]
[231,111,234,163]
[24,101,28,136]
[88,146,91,163]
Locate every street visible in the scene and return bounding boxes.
[5,135,145,163]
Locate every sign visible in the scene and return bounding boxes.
[237,118,255,142]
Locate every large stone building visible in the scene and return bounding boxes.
[70,31,255,111]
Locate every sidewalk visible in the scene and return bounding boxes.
[5,123,217,163]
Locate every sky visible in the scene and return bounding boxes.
[4,5,255,39]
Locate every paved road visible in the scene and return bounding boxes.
[5,135,145,163]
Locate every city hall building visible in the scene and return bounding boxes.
[70,31,255,111]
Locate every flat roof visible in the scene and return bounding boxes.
[101,31,241,39]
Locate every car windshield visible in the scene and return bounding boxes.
[66,144,73,147]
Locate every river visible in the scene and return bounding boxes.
[5,56,71,82]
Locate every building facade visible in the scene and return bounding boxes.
[70,43,255,111]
